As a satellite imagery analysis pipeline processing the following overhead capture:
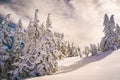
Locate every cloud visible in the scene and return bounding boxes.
[0,0,11,3]
[0,0,120,50]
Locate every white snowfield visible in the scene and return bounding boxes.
[26,49,120,80]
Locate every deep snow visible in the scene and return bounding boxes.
[26,49,120,80]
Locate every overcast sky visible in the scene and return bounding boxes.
[0,0,120,49]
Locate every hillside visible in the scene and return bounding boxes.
[26,49,120,80]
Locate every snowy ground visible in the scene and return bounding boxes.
[26,50,120,80]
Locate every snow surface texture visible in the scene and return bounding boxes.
[26,49,120,80]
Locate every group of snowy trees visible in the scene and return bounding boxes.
[54,32,82,58]
[100,14,120,51]
[66,42,82,57]
[0,9,81,80]
[10,10,62,79]
[82,44,100,57]
[82,14,120,57]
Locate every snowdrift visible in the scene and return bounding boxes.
[26,49,120,80]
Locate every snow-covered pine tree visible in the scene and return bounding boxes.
[97,43,101,52]
[54,32,66,58]
[71,43,78,57]
[60,41,67,57]
[66,41,72,57]
[77,47,82,58]
[83,46,90,57]
[100,14,117,51]
[115,24,120,37]
[66,42,73,57]
[0,14,12,79]
[67,42,78,57]
[90,44,97,56]
[115,24,120,48]
[46,13,52,28]
[41,12,68,60]
[12,19,24,62]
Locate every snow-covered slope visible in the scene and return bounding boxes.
[26,50,120,80]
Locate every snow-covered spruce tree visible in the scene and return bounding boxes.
[12,19,24,62]
[71,43,78,57]
[54,32,66,58]
[10,10,60,79]
[83,46,90,57]
[100,14,117,51]
[97,43,101,52]
[115,24,120,48]
[90,44,97,56]
[67,43,79,57]
[39,13,65,60]
[66,41,72,57]
[0,14,12,79]
[77,47,82,58]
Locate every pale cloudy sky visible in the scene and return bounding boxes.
[0,0,120,49]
